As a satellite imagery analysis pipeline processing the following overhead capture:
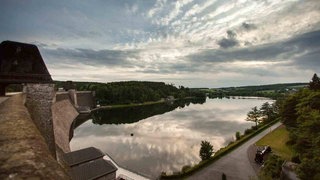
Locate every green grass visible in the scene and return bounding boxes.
[256,125,294,160]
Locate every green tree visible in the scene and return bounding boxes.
[260,102,273,122]
[235,131,241,140]
[259,154,284,179]
[309,73,320,90]
[246,106,261,128]
[278,86,320,179]
[199,141,214,161]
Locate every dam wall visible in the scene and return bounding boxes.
[52,99,79,153]
[0,94,70,179]
[24,83,56,157]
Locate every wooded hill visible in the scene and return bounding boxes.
[279,74,320,179]
[55,81,206,105]
[205,83,308,99]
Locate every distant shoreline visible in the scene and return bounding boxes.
[92,96,199,111]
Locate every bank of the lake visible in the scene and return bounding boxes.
[71,97,273,178]
[92,97,199,111]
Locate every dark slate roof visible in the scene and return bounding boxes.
[62,147,104,167]
[70,158,117,180]
[0,41,52,83]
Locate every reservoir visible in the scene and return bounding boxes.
[70,97,271,178]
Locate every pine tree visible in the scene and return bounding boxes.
[199,141,214,161]
[309,73,320,90]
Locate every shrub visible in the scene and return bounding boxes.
[222,173,227,180]
[291,155,301,164]
[181,165,191,173]
[227,141,234,146]
[259,154,284,179]
[244,128,253,135]
[235,131,241,140]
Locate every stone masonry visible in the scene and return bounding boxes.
[0,94,70,179]
[24,83,56,158]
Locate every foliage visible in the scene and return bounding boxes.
[199,141,214,161]
[181,165,191,173]
[222,173,227,180]
[309,73,320,90]
[55,81,206,105]
[279,74,320,179]
[297,156,320,180]
[246,106,261,127]
[235,131,241,140]
[206,83,307,99]
[259,154,284,179]
[244,128,254,135]
[260,102,279,123]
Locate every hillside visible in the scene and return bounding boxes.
[55,81,206,105]
[205,83,308,99]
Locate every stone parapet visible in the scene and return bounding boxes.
[0,94,70,179]
[24,83,56,157]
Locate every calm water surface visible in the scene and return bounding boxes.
[70,97,271,178]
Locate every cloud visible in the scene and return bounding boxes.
[188,30,320,63]
[1,0,320,87]
[42,47,140,67]
[217,30,239,48]
[241,22,256,31]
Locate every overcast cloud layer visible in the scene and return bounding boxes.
[1,0,320,87]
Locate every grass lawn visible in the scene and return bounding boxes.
[256,125,294,160]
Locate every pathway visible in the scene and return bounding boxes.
[187,122,282,180]
[0,97,8,104]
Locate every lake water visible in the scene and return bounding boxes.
[70,97,271,178]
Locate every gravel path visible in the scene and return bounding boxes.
[187,122,282,180]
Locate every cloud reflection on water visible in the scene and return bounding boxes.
[70,98,272,178]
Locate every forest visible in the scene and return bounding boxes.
[205,83,307,99]
[278,74,320,179]
[55,81,206,105]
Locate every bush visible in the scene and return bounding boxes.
[181,165,191,173]
[259,154,284,179]
[199,141,214,161]
[244,128,253,135]
[222,173,227,180]
[291,155,301,164]
[235,131,241,140]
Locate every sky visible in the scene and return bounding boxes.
[1,0,320,88]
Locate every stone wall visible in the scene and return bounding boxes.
[76,91,95,108]
[52,99,79,153]
[24,83,56,157]
[0,94,70,179]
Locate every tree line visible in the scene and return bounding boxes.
[279,73,320,179]
[246,101,279,128]
[206,83,307,99]
[55,81,206,105]
[256,73,320,179]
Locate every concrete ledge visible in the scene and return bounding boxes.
[0,94,70,179]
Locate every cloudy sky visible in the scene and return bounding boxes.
[1,0,320,87]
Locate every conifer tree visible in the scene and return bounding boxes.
[309,73,320,90]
